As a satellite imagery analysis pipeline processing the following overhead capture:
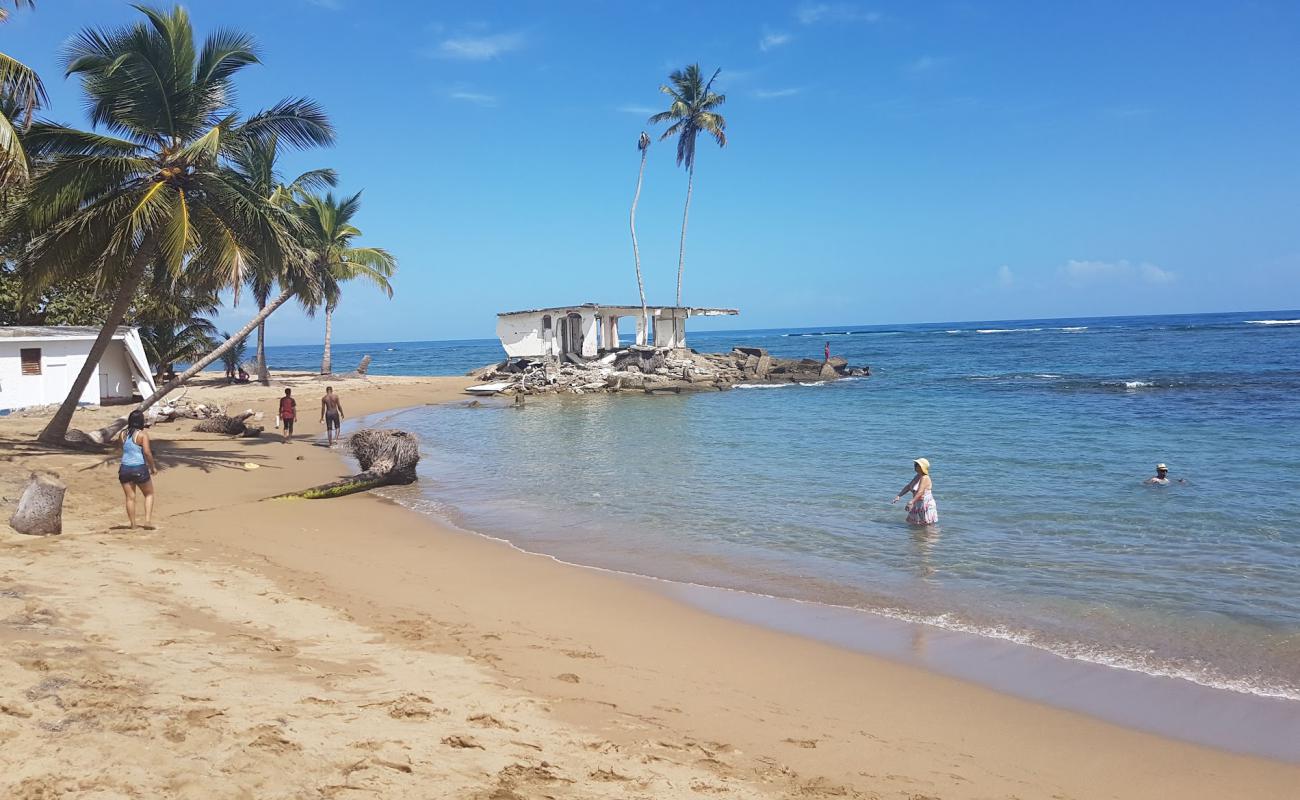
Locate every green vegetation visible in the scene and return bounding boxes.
[0,3,397,446]
[297,192,395,375]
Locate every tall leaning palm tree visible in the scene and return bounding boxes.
[11,5,332,445]
[297,191,396,375]
[231,135,336,383]
[0,0,45,187]
[629,131,651,343]
[648,64,727,309]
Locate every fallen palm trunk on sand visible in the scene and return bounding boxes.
[192,411,258,436]
[269,429,420,500]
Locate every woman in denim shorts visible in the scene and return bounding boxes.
[119,410,158,529]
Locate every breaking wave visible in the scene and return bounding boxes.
[1246,319,1300,326]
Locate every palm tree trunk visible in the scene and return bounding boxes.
[37,253,148,446]
[136,287,295,412]
[320,305,333,374]
[255,300,269,385]
[671,161,695,348]
[676,162,695,308]
[630,146,649,344]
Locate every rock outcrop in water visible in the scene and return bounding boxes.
[467,347,869,396]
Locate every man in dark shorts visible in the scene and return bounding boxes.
[320,386,344,447]
[279,388,297,443]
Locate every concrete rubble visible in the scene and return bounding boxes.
[466,347,870,396]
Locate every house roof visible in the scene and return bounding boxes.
[498,304,738,317]
[0,325,135,340]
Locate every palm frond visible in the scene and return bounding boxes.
[241,97,334,150]
[0,51,46,126]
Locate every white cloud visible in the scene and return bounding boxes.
[905,55,949,74]
[796,3,881,25]
[448,91,498,107]
[752,88,803,99]
[1062,259,1176,286]
[759,30,792,52]
[997,265,1014,287]
[616,104,656,115]
[1139,263,1176,284]
[433,31,525,60]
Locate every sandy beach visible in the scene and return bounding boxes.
[2,372,1298,799]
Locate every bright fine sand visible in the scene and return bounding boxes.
[2,373,1297,799]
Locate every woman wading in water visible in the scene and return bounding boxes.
[118,410,157,529]
[892,457,938,525]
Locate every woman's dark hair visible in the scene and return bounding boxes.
[126,410,146,432]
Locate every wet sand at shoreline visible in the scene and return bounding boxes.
[2,372,1298,798]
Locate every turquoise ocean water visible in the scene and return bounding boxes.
[267,311,1300,706]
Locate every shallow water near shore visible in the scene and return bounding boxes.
[331,310,1300,755]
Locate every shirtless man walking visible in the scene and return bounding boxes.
[320,386,345,447]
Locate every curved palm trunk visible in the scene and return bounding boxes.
[320,305,333,374]
[672,162,695,347]
[630,147,650,344]
[255,300,269,384]
[676,162,695,307]
[37,253,148,445]
[135,286,295,412]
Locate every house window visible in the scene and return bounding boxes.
[20,348,41,376]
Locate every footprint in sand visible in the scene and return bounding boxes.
[555,673,581,684]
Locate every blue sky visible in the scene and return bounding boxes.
[7,1,1299,344]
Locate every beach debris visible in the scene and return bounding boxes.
[268,428,420,500]
[243,463,260,471]
[192,411,257,436]
[465,346,869,397]
[8,471,66,536]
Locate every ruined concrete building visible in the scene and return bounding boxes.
[495,304,738,360]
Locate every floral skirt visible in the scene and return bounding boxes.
[907,491,938,525]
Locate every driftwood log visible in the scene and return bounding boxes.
[269,428,420,500]
[193,412,256,435]
[9,471,66,535]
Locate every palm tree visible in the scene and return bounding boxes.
[297,191,396,374]
[10,5,333,445]
[648,64,727,309]
[217,329,249,379]
[230,135,336,384]
[629,131,651,344]
[0,0,45,187]
[136,285,219,378]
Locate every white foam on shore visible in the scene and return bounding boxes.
[1246,319,1300,326]
[734,381,826,389]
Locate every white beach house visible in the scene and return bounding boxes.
[0,326,157,413]
[496,304,739,360]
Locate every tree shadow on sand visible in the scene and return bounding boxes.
[71,436,283,475]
